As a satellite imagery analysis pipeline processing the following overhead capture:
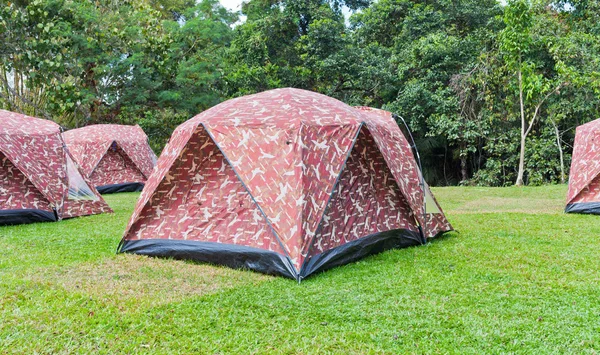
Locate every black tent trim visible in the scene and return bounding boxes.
[299,228,422,279]
[200,122,298,278]
[118,228,421,280]
[118,239,298,279]
[0,209,57,226]
[96,182,144,194]
[116,119,444,281]
[565,202,600,215]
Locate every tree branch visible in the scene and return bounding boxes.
[524,82,564,138]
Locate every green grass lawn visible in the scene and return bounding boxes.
[1,185,600,354]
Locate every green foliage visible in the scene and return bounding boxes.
[119,107,189,154]
[1,0,599,185]
[500,0,533,61]
[473,125,568,186]
[0,0,235,147]
[351,0,502,184]
[524,127,568,185]
[473,129,520,186]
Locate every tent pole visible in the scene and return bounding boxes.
[392,113,427,244]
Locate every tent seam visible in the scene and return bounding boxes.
[0,140,60,212]
[112,141,148,180]
[364,122,426,242]
[0,147,54,212]
[117,127,200,253]
[201,122,299,279]
[567,170,600,205]
[393,114,427,243]
[299,122,363,279]
[86,140,114,177]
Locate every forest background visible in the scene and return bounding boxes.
[1,0,599,186]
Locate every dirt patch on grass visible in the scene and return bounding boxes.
[27,254,272,308]
[449,197,564,214]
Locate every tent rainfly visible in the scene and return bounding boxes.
[117,88,453,280]
[566,119,600,214]
[64,124,157,194]
[0,110,112,225]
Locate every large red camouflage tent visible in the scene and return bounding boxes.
[0,110,112,225]
[64,124,157,194]
[118,88,453,280]
[566,118,600,214]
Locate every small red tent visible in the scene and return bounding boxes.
[0,110,112,225]
[118,88,452,280]
[64,125,157,194]
[566,119,600,214]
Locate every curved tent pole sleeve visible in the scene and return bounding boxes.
[111,140,150,180]
[88,140,115,177]
[200,123,299,280]
[299,122,364,281]
[392,113,427,244]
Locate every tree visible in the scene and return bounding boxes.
[2,0,599,184]
[499,0,564,186]
[350,0,500,184]
[0,0,236,149]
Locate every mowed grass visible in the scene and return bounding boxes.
[1,186,600,354]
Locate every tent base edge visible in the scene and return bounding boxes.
[118,239,298,279]
[565,202,600,214]
[299,228,422,280]
[0,209,57,226]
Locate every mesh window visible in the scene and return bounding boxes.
[424,182,441,214]
[66,154,99,201]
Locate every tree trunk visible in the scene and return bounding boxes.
[516,67,526,186]
[460,142,468,182]
[516,135,526,186]
[551,120,565,184]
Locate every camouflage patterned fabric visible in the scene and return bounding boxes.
[119,88,452,279]
[64,124,156,188]
[0,110,112,223]
[566,119,600,213]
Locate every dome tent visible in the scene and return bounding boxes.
[566,119,600,214]
[63,124,157,194]
[118,88,452,280]
[0,110,112,225]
